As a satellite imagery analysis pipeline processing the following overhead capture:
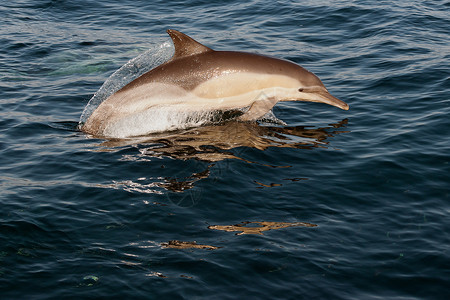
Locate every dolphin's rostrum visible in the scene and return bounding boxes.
[81,30,349,138]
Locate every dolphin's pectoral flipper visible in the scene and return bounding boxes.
[238,97,279,121]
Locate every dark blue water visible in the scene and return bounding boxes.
[1,1,449,299]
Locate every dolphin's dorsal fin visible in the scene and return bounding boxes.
[167,29,213,59]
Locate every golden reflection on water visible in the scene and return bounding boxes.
[159,222,317,252]
[208,221,317,235]
[157,167,211,192]
[161,240,220,250]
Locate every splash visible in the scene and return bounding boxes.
[101,107,226,138]
[79,41,174,125]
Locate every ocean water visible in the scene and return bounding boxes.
[1,0,449,299]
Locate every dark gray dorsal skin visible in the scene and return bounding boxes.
[82,29,349,138]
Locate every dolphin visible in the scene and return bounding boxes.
[81,29,348,138]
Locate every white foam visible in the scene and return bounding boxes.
[102,106,219,138]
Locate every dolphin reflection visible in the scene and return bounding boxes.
[100,119,349,197]
[100,118,349,162]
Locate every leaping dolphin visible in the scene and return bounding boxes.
[81,29,349,138]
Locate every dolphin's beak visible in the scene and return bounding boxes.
[289,88,349,110]
[314,91,349,110]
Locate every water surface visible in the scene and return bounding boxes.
[1,0,449,299]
